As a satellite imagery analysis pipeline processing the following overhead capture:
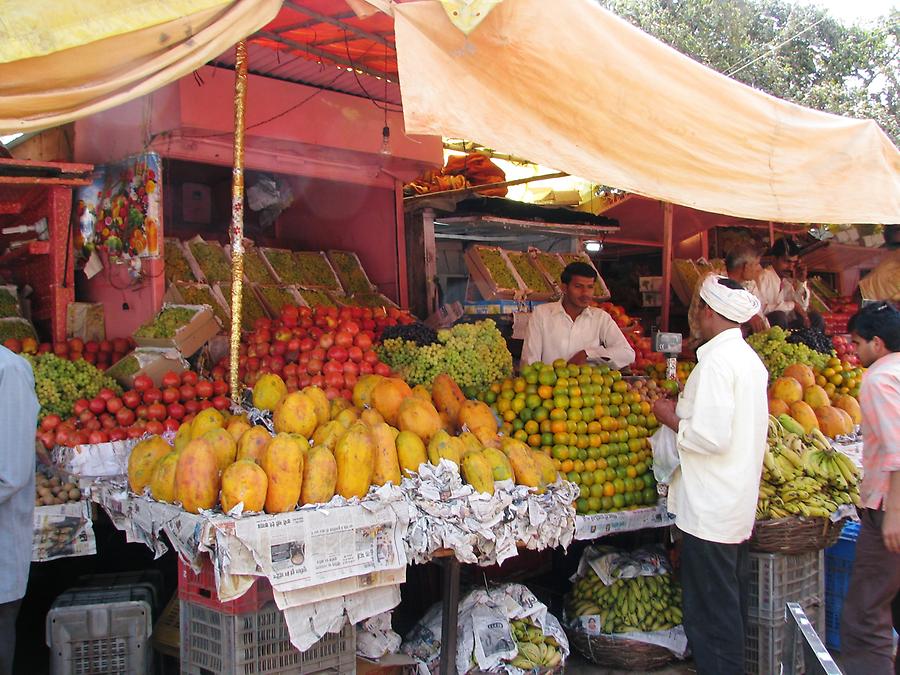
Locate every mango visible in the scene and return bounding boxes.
[174,420,193,452]
[226,417,252,442]
[175,439,220,513]
[431,373,465,427]
[397,397,442,442]
[220,459,268,512]
[371,378,413,426]
[260,433,305,513]
[457,400,498,445]
[273,391,317,438]
[149,451,179,503]
[360,408,385,426]
[334,423,375,499]
[816,405,852,438]
[411,385,432,402]
[352,374,384,409]
[770,377,803,405]
[461,450,494,495]
[834,395,861,425]
[330,397,352,418]
[427,430,463,466]
[128,436,174,494]
[202,428,237,473]
[253,373,287,410]
[482,447,513,481]
[803,385,831,410]
[312,420,346,451]
[300,446,338,505]
[789,400,819,434]
[191,408,225,440]
[236,426,271,463]
[301,385,330,427]
[531,451,559,487]
[783,363,815,389]
[768,398,790,417]
[370,423,402,487]
[396,431,427,476]
[459,431,483,456]
[501,438,541,488]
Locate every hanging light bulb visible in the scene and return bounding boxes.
[379,124,392,156]
[584,240,602,253]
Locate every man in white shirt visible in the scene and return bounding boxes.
[652,275,768,675]
[521,262,635,369]
[756,238,824,331]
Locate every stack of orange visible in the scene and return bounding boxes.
[479,360,660,515]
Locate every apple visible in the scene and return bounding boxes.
[196,380,214,399]
[179,384,196,402]
[106,397,123,414]
[181,371,199,386]
[145,420,165,436]
[40,414,61,431]
[212,379,229,396]
[112,337,129,354]
[136,405,149,420]
[162,387,180,404]
[133,374,153,392]
[374,362,391,376]
[127,427,144,439]
[167,402,186,420]
[318,333,334,350]
[348,346,363,362]
[163,418,181,433]
[143,388,163,405]
[89,397,107,415]
[327,346,348,362]
[334,331,353,348]
[354,333,373,351]
[162,371,182,388]
[88,430,109,445]
[184,400,200,414]
[122,390,141,409]
[307,359,323,375]
[147,403,167,422]
[116,408,136,427]
[211,396,230,411]
[299,338,315,353]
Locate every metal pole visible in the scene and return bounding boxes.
[228,40,248,401]
[661,202,674,331]
[438,557,461,675]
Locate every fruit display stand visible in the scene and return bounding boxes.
[573,498,675,540]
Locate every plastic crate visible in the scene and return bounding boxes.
[748,550,824,621]
[744,600,825,675]
[152,595,180,659]
[180,599,356,675]
[824,521,860,651]
[47,599,152,675]
[76,569,164,617]
[178,556,274,615]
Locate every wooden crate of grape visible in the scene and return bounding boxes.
[506,250,556,301]
[132,305,219,357]
[464,245,526,300]
[164,282,231,334]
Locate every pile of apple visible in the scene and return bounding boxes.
[594,301,638,330]
[36,370,232,449]
[219,304,407,402]
[832,335,860,367]
[7,336,136,371]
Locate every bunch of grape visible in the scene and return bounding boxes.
[380,322,438,346]
[135,306,198,338]
[242,248,276,284]
[293,252,340,290]
[747,327,832,379]
[328,251,371,294]
[377,319,512,395]
[189,240,231,283]
[24,354,121,420]
[476,248,520,289]
[786,327,834,354]
[164,240,196,283]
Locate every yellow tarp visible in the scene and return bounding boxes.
[0,0,282,133]
[394,0,900,224]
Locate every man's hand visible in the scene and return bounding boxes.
[749,314,768,334]
[884,508,900,554]
[794,261,807,282]
[652,398,679,432]
[568,350,588,365]
[795,307,811,328]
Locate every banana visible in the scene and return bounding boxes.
[778,414,807,437]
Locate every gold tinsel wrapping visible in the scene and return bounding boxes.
[229,40,248,401]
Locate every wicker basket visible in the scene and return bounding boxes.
[749,516,846,554]
[566,628,677,671]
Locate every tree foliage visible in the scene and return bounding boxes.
[599,0,899,144]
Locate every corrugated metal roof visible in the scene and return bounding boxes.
[212,0,402,108]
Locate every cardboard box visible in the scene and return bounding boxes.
[66,302,106,341]
[639,276,663,292]
[356,654,418,675]
[133,305,220,358]
[106,348,189,389]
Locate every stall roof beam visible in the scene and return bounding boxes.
[434,215,618,239]
[255,31,393,81]
[284,1,392,48]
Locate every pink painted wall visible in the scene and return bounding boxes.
[275,176,401,302]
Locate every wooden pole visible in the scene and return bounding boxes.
[228,40,248,401]
[768,221,776,247]
[661,202,674,331]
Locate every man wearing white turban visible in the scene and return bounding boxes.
[652,276,768,675]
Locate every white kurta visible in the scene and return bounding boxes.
[755,267,810,314]
[521,302,635,369]
[668,328,769,544]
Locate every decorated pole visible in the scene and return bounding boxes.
[229,40,248,401]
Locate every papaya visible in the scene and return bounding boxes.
[174,439,220,513]
[397,397,442,442]
[312,420,346,451]
[220,459,268,512]
[352,374,384,409]
[411,385,432,402]
[236,426,271,463]
[501,438,541,488]
[370,423,402,487]
[273,391,317,438]
[461,450,495,495]
[335,407,360,429]
[360,408,385,426]
[225,417,252,442]
[301,386,331,427]
[174,420,193,452]
[531,451,560,488]
[128,436,174,495]
[457,400,498,445]
[190,408,225,440]
[371,378,413,426]
[253,373,287,410]
[202,428,238,473]
[334,423,375,499]
[834,395,861,425]
[301,446,338,505]
[427,430,462,466]
[260,433,304,513]
[482,447,513,481]
[396,431,427,477]
[149,451,179,503]
[431,374,465,427]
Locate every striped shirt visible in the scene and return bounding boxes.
[859,351,900,509]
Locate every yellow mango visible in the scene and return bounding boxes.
[149,451,179,503]
[501,438,541,488]
[334,423,375,499]
[312,420,346,451]
[273,391,317,438]
[236,426,271,463]
[370,423,402,487]
[128,436,174,495]
[202,427,237,473]
[360,408,385,426]
[191,408,225,440]
[482,447,513,482]
[253,373,287,410]
[461,450,494,495]
[260,433,305,513]
[396,431,427,477]
[352,374,384,409]
[301,385,331,428]
[174,439,221,513]
[220,459,268,512]
[174,420,193,452]
[301,446,338,505]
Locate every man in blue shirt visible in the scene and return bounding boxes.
[0,346,39,674]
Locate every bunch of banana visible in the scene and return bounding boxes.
[566,571,683,634]
[757,416,860,520]
[507,619,563,670]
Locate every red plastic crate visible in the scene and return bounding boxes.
[178,557,273,615]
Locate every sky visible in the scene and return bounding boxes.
[804,0,897,22]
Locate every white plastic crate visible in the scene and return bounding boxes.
[748,550,824,621]
[180,599,356,675]
[47,600,152,675]
[745,600,825,675]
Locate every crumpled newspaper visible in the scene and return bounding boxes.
[403,582,569,675]
[397,460,578,566]
[357,611,402,659]
[573,544,671,585]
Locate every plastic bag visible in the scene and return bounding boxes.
[649,425,679,484]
